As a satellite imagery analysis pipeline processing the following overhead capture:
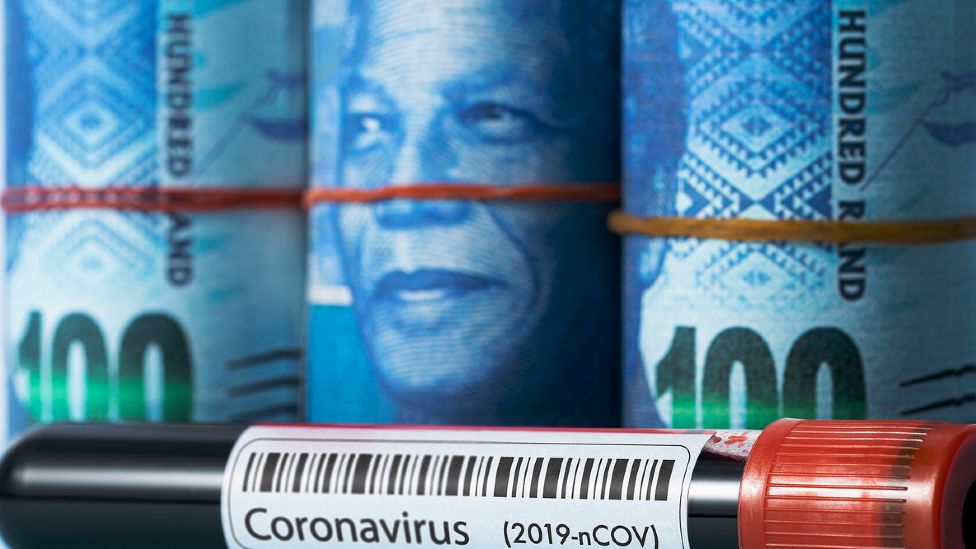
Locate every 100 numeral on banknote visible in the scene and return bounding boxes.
[654,326,864,429]
[15,310,191,421]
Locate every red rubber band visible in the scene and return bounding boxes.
[1,186,304,213]
[303,182,621,206]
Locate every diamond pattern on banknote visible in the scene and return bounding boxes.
[21,9,80,97]
[696,241,827,307]
[758,155,832,221]
[765,5,830,95]
[671,0,831,300]
[712,0,789,26]
[679,153,755,219]
[675,3,748,98]
[13,1,159,294]
[46,0,136,27]
[695,65,826,178]
[670,152,754,259]
[23,0,155,187]
[42,79,151,173]
[47,216,156,290]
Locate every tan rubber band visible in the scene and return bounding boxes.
[608,210,976,245]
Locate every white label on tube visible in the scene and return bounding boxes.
[222,426,711,548]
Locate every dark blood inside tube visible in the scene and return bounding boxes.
[964,482,976,549]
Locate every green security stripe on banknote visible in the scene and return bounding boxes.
[624,0,976,429]
[5,0,307,430]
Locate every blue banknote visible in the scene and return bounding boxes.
[624,0,976,429]
[307,0,622,426]
[4,0,307,431]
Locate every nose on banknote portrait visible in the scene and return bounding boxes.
[625,0,976,429]
[308,0,622,426]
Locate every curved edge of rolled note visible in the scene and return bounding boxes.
[304,182,621,205]
[1,187,305,212]
[607,210,976,245]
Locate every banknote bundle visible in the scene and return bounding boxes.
[306,0,623,426]
[3,0,307,433]
[623,0,976,428]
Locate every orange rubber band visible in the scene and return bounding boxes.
[303,182,621,207]
[1,186,304,213]
[608,210,976,245]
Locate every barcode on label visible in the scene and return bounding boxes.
[240,452,676,502]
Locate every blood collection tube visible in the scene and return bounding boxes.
[0,419,972,549]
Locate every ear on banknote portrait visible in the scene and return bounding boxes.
[322,0,622,425]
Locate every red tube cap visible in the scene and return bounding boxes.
[739,419,976,549]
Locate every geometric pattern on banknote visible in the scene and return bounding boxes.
[18,1,159,284]
[13,211,160,291]
[23,0,155,185]
[694,241,827,305]
[669,0,830,303]
[51,216,158,290]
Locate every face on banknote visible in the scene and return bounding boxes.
[309,0,621,425]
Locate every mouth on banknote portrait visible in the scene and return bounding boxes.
[338,203,547,397]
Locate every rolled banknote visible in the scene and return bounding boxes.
[624,0,976,428]
[0,0,6,444]
[4,0,307,433]
[307,0,622,426]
